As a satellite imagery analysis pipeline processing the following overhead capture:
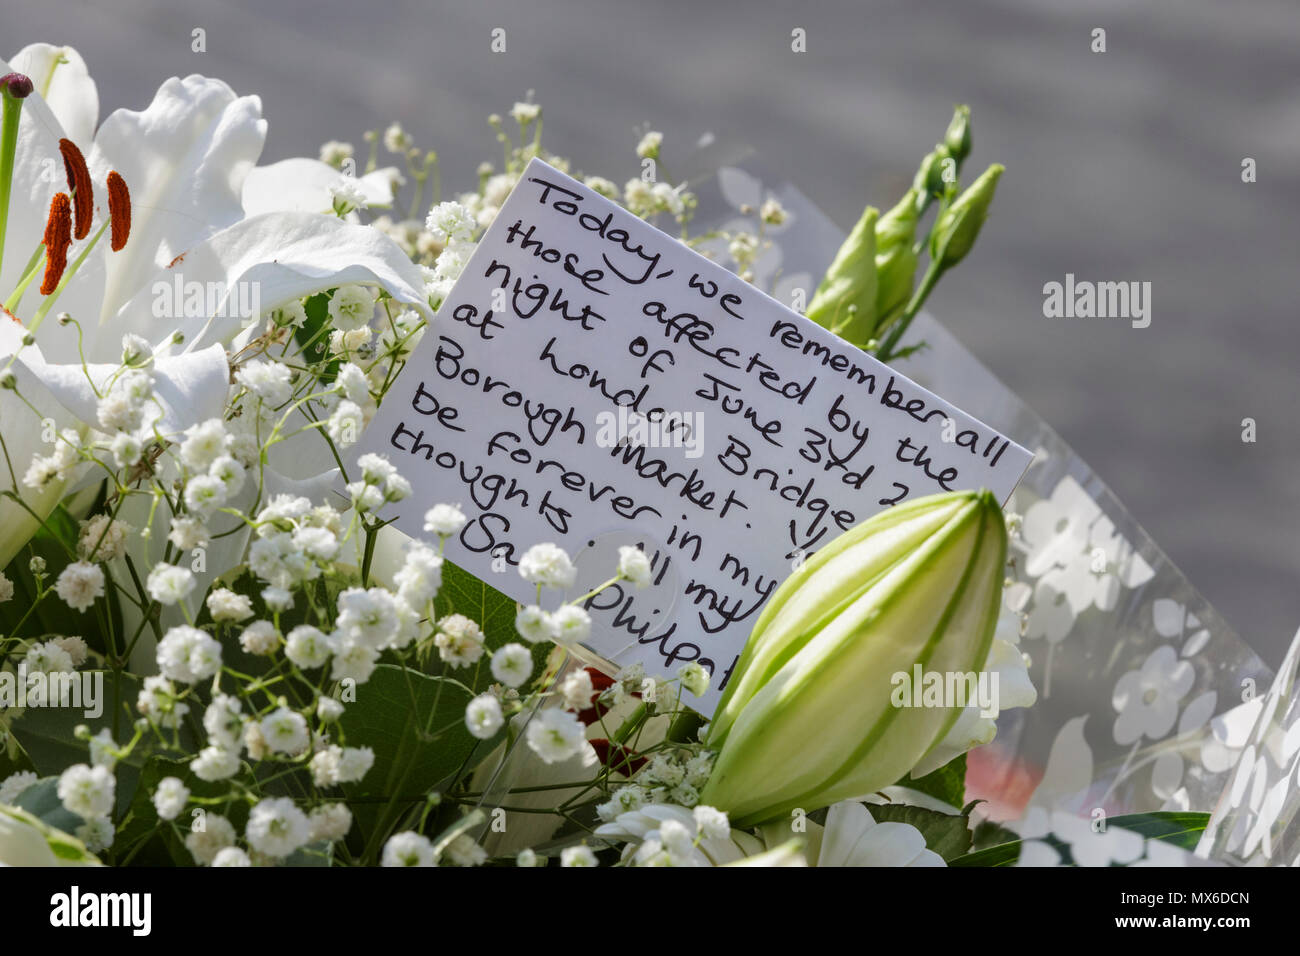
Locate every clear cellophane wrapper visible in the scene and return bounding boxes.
[676,143,1292,866]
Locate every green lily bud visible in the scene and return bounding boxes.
[929,163,1003,270]
[944,104,972,162]
[803,204,878,343]
[912,144,951,206]
[702,490,1007,827]
[872,189,919,332]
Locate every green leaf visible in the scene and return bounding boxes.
[433,561,546,694]
[113,755,236,866]
[11,776,85,837]
[901,753,965,809]
[1,670,160,817]
[0,504,124,655]
[338,663,476,851]
[1108,811,1210,850]
[868,803,972,862]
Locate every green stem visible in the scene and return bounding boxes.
[875,258,945,364]
[0,87,25,280]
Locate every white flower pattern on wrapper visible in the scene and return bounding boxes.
[1019,476,1154,644]
[1111,645,1195,746]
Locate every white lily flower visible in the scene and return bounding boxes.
[0,47,431,582]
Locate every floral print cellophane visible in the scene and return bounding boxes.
[683,147,1278,863]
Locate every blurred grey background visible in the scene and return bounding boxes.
[11,0,1300,664]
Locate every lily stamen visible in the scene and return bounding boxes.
[59,138,93,240]
[40,192,72,295]
[107,170,131,251]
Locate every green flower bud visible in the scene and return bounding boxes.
[872,189,919,333]
[803,205,878,343]
[912,144,951,205]
[929,163,1003,270]
[944,104,972,162]
[701,490,1007,827]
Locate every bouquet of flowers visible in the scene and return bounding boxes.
[0,42,1287,869]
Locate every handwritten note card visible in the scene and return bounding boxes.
[356,158,1031,715]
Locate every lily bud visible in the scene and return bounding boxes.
[803,205,878,344]
[912,144,951,207]
[929,163,1003,270]
[872,189,919,333]
[701,490,1007,827]
[944,104,972,162]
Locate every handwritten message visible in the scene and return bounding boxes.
[355,158,1032,714]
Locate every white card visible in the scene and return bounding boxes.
[355,158,1031,715]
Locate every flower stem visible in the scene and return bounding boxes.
[0,85,26,280]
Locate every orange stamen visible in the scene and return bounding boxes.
[40,192,72,295]
[58,138,93,240]
[106,171,130,252]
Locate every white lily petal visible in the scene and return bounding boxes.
[242,158,399,216]
[12,343,229,437]
[87,74,267,324]
[113,211,432,351]
[8,44,98,146]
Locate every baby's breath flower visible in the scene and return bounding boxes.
[518,543,576,590]
[259,707,310,755]
[423,502,467,536]
[185,813,236,865]
[434,613,485,667]
[212,846,251,866]
[617,545,652,587]
[235,359,294,406]
[239,620,280,656]
[490,643,532,688]
[319,140,354,167]
[147,564,196,606]
[156,625,222,683]
[153,776,190,820]
[77,514,130,562]
[327,284,376,332]
[245,797,310,858]
[57,763,115,819]
[678,661,710,697]
[560,669,595,711]
[382,831,435,867]
[560,845,598,867]
[525,707,587,764]
[465,693,504,739]
[636,130,663,159]
[514,605,554,644]
[207,587,254,623]
[550,604,591,645]
[54,561,105,612]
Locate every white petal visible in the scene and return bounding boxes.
[112,211,432,350]
[8,44,98,146]
[87,75,267,323]
[242,159,399,217]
